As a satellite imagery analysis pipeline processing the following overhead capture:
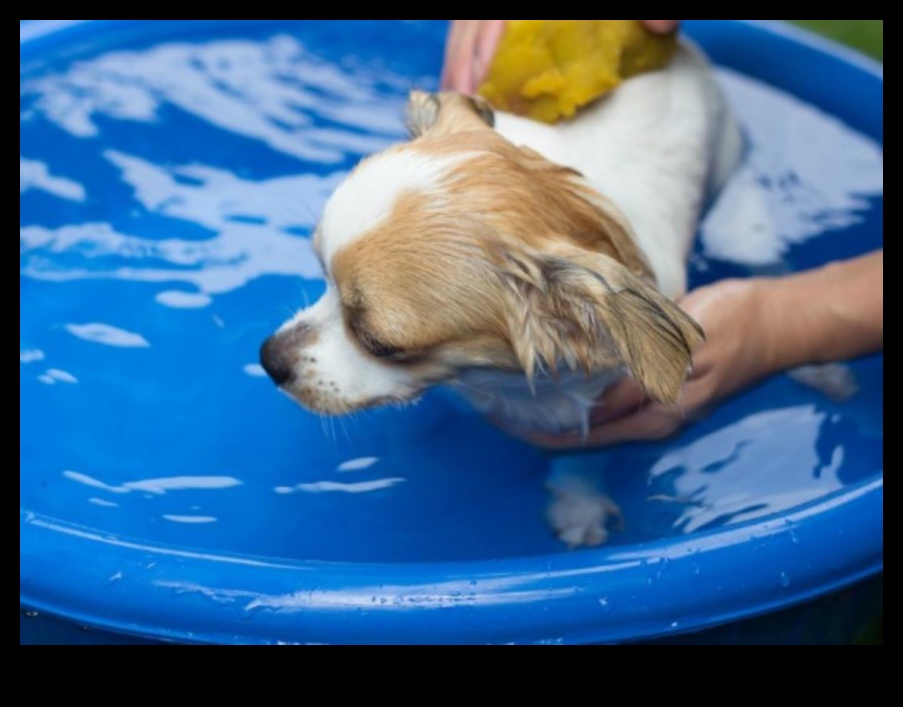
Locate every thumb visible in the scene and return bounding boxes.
[590,377,647,425]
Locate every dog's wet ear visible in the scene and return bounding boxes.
[407,90,495,139]
[407,90,442,138]
[467,95,495,128]
[498,246,704,403]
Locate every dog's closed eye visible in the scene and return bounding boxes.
[360,333,404,360]
[345,303,414,362]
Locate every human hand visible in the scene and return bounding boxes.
[642,20,680,33]
[441,20,506,94]
[526,279,776,449]
[524,248,884,449]
[441,20,680,94]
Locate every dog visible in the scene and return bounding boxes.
[260,39,741,546]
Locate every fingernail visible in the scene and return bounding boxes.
[646,20,678,33]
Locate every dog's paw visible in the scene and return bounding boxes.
[546,478,622,549]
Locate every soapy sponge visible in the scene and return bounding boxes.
[478,20,677,123]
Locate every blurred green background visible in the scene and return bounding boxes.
[790,20,883,60]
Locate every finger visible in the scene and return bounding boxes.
[526,383,669,449]
[523,427,588,450]
[642,20,679,33]
[589,377,647,425]
[484,411,531,441]
[441,20,481,92]
[473,20,505,89]
[526,399,687,450]
[582,404,683,446]
[440,21,465,89]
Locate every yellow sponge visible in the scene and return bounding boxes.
[478,20,678,124]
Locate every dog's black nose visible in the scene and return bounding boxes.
[259,336,293,387]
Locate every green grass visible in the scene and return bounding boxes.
[789,20,883,61]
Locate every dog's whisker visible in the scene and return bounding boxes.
[318,413,338,448]
[451,379,501,399]
[279,303,296,320]
[336,414,352,445]
[328,415,338,446]
[265,188,321,225]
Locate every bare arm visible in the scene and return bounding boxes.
[765,250,883,370]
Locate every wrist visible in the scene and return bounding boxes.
[753,255,883,371]
[750,276,815,374]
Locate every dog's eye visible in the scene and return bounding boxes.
[361,336,404,360]
[345,300,410,361]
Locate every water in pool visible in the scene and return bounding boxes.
[20,21,883,563]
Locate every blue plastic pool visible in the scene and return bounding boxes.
[20,20,883,644]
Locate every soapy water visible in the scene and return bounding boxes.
[20,21,882,562]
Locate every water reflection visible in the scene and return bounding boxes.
[20,157,86,201]
[21,35,406,161]
[162,514,218,524]
[274,478,406,494]
[19,349,46,363]
[64,323,150,347]
[702,68,883,266]
[62,470,242,495]
[20,149,334,299]
[38,368,78,385]
[337,457,379,472]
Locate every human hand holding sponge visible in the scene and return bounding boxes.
[442,20,679,123]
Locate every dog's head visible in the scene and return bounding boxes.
[260,91,702,415]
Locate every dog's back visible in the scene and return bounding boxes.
[493,40,742,300]
[453,41,741,435]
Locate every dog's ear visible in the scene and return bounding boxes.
[407,90,495,139]
[407,90,441,138]
[467,94,496,128]
[498,245,704,403]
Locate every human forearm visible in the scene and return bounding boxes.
[761,250,883,372]
[526,250,884,449]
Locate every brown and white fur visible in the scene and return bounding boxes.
[261,40,741,545]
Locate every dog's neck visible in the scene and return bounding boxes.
[449,367,623,436]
